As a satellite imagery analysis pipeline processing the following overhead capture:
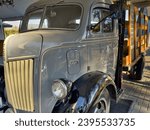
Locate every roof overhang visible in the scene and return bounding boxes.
[0,0,39,20]
[1,0,150,20]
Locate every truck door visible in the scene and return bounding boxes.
[86,4,119,79]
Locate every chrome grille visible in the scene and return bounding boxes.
[4,59,34,112]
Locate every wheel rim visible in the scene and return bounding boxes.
[93,100,107,113]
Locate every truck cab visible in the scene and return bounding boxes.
[1,0,119,113]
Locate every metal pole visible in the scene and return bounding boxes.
[115,0,126,93]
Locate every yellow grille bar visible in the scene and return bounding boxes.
[4,59,34,112]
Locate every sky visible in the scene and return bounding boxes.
[3,20,21,28]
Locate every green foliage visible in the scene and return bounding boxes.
[4,27,19,38]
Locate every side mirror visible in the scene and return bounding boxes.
[110,4,119,13]
[110,4,121,19]
[110,0,128,19]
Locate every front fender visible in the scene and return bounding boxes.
[70,71,117,112]
[53,71,117,113]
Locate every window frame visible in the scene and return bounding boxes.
[21,8,44,32]
[27,9,44,30]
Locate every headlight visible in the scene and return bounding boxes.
[52,80,67,99]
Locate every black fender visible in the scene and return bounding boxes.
[53,71,117,113]
[70,71,117,112]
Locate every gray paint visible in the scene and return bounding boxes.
[4,0,118,113]
[5,33,43,60]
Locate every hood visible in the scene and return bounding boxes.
[36,30,83,52]
[4,30,83,61]
[4,33,43,61]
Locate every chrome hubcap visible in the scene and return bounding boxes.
[94,101,106,113]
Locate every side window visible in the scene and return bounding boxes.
[101,10,113,33]
[91,8,101,33]
[26,9,43,30]
[90,8,113,34]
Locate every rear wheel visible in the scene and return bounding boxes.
[89,88,110,113]
[129,56,145,80]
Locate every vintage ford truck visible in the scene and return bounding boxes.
[0,0,128,113]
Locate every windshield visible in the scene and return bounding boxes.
[21,5,82,32]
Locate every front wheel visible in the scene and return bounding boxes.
[89,88,110,113]
[0,67,6,108]
[3,107,14,113]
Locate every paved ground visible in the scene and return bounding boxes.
[126,48,150,87]
[110,83,150,113]
[111,48,150,113]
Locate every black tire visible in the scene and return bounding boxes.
[129,56,145,80]
[89,88,110,113]
[0,67,5,103]
[3,106,14,113]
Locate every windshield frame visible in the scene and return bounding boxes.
[20,3,83,32]
[20,7,44,33]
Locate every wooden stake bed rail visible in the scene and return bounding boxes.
[123,5,149,71]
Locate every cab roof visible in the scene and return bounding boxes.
[26,0,113,13]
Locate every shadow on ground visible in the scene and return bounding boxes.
[146,48,150,55]
[110,99,133,113]
[145,66,150,70]
[123,48,150,87]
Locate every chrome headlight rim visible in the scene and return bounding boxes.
[52,79,68,100]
